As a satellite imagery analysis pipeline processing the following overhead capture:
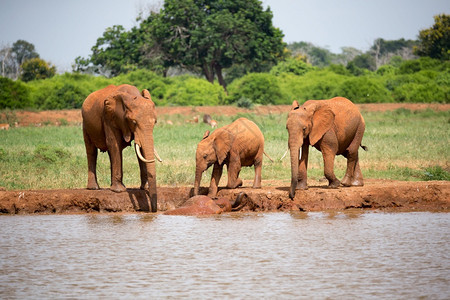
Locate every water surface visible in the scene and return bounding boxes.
[1,212,449,299]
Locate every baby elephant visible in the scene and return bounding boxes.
[193,117,267,197]
[164,193,247,215]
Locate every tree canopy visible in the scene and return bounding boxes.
[75,0,285,91]
[0,40,39,79]
[149,0,285,89]
[414,14,449,60]
[20,58,56,82]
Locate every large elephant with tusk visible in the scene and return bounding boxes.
[82,84,162,210]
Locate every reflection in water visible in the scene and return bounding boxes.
[0,212,449,298]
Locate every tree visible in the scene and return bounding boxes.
[348,53,376,72]
[0,40,39,79]
[414,14,449,60]
[20,58,56,82]
[74,25,137,77]
[149,0,285,90]
[74,18,168,77]
[12,40,39,66]
[370,38,417,69]
[0,45,14,78]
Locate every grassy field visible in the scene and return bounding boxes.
[0,108,449,190]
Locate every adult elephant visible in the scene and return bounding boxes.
[82,84,161,211]
[286,97,366,199]
[193,117,268,197]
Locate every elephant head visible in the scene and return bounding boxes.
[104,86,158,205]
[286,100,335,198]
[193,129,233,195]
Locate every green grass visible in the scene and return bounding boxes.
[0,108,449,190]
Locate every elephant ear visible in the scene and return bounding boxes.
[202,130,210,140]
[309,105,335,146]
[142,89,151,99]
[213,129,233,165]
[291,100,300,110]
[104,92,132,143]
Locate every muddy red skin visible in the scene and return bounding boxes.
[164,194,244,215]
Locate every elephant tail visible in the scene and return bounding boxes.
[263,151,274,162]
[360,144,368,151]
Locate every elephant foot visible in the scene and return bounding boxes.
[252,178,261,189]
[87,180,100,190]
[227,179,243,189]
[236,179,243,188]
[87,184,100,190]
[110,182,127,193]
[296,181,308,190]
[328,180,340,189]
[351,179,364,187]
[341,175,352,187]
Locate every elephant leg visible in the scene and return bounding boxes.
[85,141,99,190]
[297,143,309,190]
[342,147,364,187]
[252,159,262,189]
[341,151,353,187]
[108,146,126,193]
[352,159,364,186]
[208,163,223,197]
[322,150,340,188]
[227,156,243,189]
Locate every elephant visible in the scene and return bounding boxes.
[286,97,367,199]
[82,84,160,211]
[163,193,247,215]
[193,117,269,197]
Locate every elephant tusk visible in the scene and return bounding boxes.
[280,149,288,161]
[135,143,155,163]
[154,148,163,163]
[299,147,302,160]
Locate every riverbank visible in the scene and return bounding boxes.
[1,179,448,214]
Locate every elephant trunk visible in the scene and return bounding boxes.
[193,166,203,196]
[231,192,247,211]
[136,140,157,212]
[289,139,302,199]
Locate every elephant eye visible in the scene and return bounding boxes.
[302,126,306,132]
[203,154,208,159]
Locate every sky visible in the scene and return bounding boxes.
[1,0,448,72]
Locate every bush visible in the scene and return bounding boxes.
[336,76,392,103]
[0,77,32,109]
[327,64,351,76]
[279,70,348,102]
[235,97,254,108]
[34,144,70,163]
[422,166,450,181]
[42,83,86,109]
[376,65,396,76]
[113,70,171,103]
[393,82,447,103]
[227,73,284,105]
[386,70,449,103]
[20,58,56,82]
[164,76,226,106]
[270,58,314,76]
[28,73,111,109]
